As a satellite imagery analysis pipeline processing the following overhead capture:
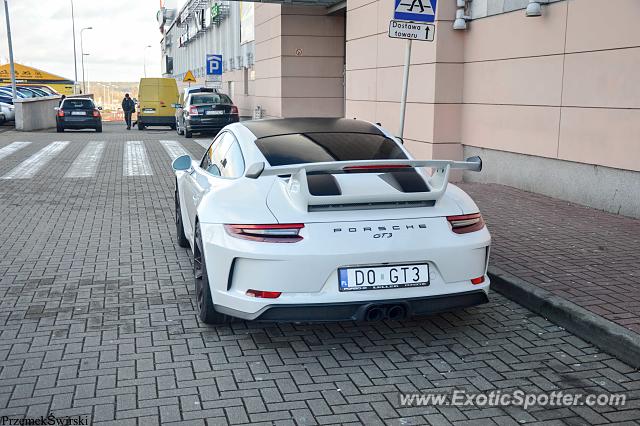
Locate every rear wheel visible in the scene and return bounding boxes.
[175,183,189,248]
[56,125,63,133]
[138,121,145,130]
[96,125,102,133]
[194,223,231,325]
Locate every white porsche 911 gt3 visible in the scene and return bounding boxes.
[172,118,491,324]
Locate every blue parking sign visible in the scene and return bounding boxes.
[206,54,223,76]
[394,0,437,23]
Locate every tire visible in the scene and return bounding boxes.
[176,120,184,135]
[170,123,177,130]
[56,126,63,133]
[184,127,193,138]
[96,125,102,133]
[194,223,232,325]
[138,121,145,130]
[175,184,189,248]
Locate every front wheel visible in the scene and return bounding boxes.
[176,120,184,135]
[194,224,232,325]
[184,127,192,138]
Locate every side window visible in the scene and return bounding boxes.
[221,139,245,178]
[200,133,224,176]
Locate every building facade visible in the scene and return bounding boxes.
[158,0,640,218]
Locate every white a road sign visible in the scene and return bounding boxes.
[389,20,434,41]
[394,0,437,23]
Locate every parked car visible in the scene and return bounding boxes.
[25,85,58,95]
[0,101,15,122]
[175,92,238,138]
[0,87,26,99]
[136,77,179,130]
[178,86,218,107]
[56,97,102,133]
[172,118,490,324]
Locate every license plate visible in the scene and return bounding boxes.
[206,110,224,115]
[143,108,155,113]
[338,263,429,291]
[71,111,86,115]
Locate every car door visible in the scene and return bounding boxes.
[181,132,231,234]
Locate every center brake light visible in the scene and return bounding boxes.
[224,224,304,243]
[189,106,199,116]
[343,164,411,172]
[447,213,485,234]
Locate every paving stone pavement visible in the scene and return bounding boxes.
[0,124,639,425]
[460,183,640,336]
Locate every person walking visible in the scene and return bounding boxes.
[122,93,136,130]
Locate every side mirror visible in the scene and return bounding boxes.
[98,106,103,110]
[54,107,60,111]
[172,154,193,172]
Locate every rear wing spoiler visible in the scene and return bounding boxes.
[244,157,482,208]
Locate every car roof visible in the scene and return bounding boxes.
[240,118,385,139]
[63,97,93,102]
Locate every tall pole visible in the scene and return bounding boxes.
[80,27,92,93]
[398,39,412,138]
[3,0,17,99]
[144,45,152,78]
[70,0,78,94]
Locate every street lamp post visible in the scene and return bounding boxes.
[143,45,152,78]
[3,0,18,99]
[83,53,90,94]
[80,26,92,93]
[70,0,78,94]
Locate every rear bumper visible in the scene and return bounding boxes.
[58,117,101,128]
[139,115,174,126]
[186,115,238,132]
[240,290,489,322]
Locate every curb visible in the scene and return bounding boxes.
[489,265,640,369]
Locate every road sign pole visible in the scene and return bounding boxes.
[398,39,412,138]
[3,0,18,100]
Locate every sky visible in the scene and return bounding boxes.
[0,0,165,82]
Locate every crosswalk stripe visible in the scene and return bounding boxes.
[159,140,190,161]
[194,139,211,149]
[124,140,153,176]
[2,141,69,180]
[0,141,31,161]
[64,141,105,178]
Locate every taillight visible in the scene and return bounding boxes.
[246,289,281,298]
[224,224,304,243]
[92,109,100,117]
[446,213,485,234]
[230,105,238,115]
[57,109,64,117]
[189,106,199,115]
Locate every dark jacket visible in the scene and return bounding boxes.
[122,98,135,113]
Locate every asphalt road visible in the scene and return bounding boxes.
[0,123,638,425]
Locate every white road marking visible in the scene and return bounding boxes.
[159,140,190,161]
[0,142,31,161]
[2,141,69,179]
[194,139,212,149]
[64,141,105,178]
[124,140,153,176]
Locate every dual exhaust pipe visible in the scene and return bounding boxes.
[364,304,407,321]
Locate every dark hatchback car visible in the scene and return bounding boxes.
[175,92,238,138]
[56,98,102,133]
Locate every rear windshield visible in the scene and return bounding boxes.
[255,133,407,166]
[190,94,232,105]
[63,99,95,109]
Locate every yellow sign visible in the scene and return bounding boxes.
[0,63,76,95]
[183,70,197,83]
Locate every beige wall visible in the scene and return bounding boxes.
[255,4,345,119]
[461,0,640,172]
[345,0,640,175]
